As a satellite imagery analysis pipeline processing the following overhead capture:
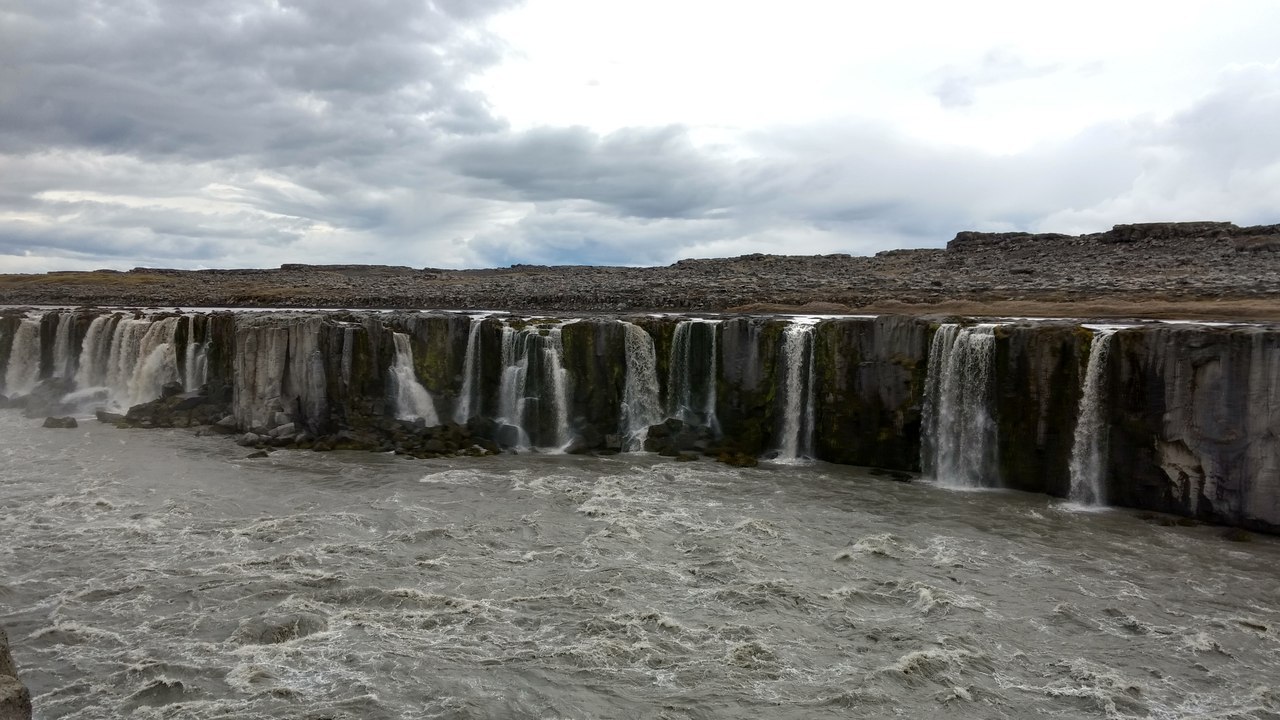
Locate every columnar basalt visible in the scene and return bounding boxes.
[1,307,1277,532]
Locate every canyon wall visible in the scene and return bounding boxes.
[1,308,1277,532]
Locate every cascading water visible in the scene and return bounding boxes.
[125,317,181,408]
[51,312,78,379]
[921,323,1000,487]
[182,316,210,391]
[3,318,43,397]
[340,326,356,391]
[620,322,663,452]
[453,315,486,424]
[774,319,817,463]
[1067,328,1118,506]
[389,332,439,425]
[667,319,720,433]
[74,314,119,390]
[496,322,571,451]
[103,319,153,405]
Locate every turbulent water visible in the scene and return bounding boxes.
[2,411,1280,719]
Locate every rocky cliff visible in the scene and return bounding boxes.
[1,308,1278,532]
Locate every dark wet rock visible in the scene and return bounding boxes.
[0,627,32,720]
[95,409,125,424]
[121,388,228,430]
[644,418,716,456]
[20,377,76,418]
[42,416,78,429]
[246,450,270,459]
[1221,528,1253,542]
[717,451,759,468]
[869,468,914,483]
[231,612,329,646]
[160,381,184,398]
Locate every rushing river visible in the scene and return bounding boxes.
[1,410,1278,720]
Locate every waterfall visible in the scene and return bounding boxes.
[340,326,356,390]
[620,322,663,451]
[774,320,817,463]
[182,316,210,391]
[667,319,720,432]
[495,322,571,451]
[389,332,439,425]
[922,324,1000,487]
[453,315,485,424]
[125,317,181,407]
[74,314,119,389]
[1068,328,1117,506]
[51,312,78,379]
[3,318,43,397]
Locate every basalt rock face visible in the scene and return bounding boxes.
[813,316,931,469]
[991,324,1089,497]
[1106,326,1280,532]
[1,308,1279,531]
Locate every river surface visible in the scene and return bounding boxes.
[1,410,1279,719]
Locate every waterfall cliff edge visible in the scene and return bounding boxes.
[1,308,1277,533]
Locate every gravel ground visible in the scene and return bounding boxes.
[3,222,1278,320]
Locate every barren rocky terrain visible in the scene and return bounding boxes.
[3,221,1279,320]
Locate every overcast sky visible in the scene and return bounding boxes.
[2,0,1278,271]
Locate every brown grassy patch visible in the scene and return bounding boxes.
[0,271,171,286]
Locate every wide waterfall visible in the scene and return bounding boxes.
[667,319,720,432]
[620,322,663,451]
[1068,328,1118,506]
[496,322,571,451]
[774,319,817,463]
[2,307,1278,531]
[922,323,1000,487]
[3,318,42,397]
[453,315,486,424]
[389,332,439,425]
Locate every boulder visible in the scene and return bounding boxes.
[42,416,78,429]
[160,381,184,398]
[0,627,32,720]
[95,410,125,424]
[20,377,75,418]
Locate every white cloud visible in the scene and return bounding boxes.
[0,0,1278,272]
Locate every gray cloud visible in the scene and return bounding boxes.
[444,125,734,219]
[0,2,1277,273]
